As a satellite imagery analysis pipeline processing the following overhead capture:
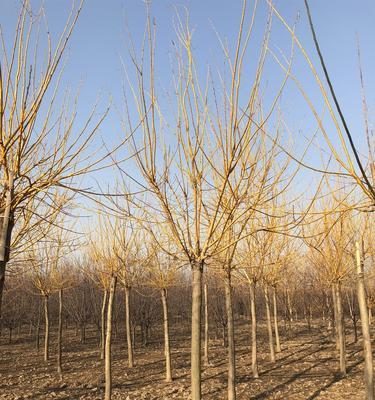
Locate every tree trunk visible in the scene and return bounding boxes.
[100,289,108,360]
[353,315,358,343]
[44,295,50,362]
[332,285,339,348]
[204,282,209,366]
[0,173,14,317]
[57,288,63,380]
[191,261,203,400]
[264,285,275,362]
[346,290,358,344]
[0,211,14,318]
[225,270,236,400]
[286,287,293,333]
[356,241,374,399]
[132,324,136,349]
[36,299,41,352]
[249,280,259,378]
[161,288,172,382]
[333,281,346,376]
[104,274,117,400]
[273,286,281,353]
[124,286,134,368]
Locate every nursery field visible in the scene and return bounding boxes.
[0,321,368,400]
[0,0,374,399]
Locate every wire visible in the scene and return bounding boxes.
[304,0,375,204]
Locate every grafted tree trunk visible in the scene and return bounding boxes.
[264,285,275,362]
[333,281,346,376]
[104,274,117,400]
[273,286,281,353]
[57,288,63,380]
[249,280,259,378]
[44,295,50,362]
[124,286,134,367]
[100,289,108,360]
[204,282,209,366]
[161,288,172,382]
[356,241,374,400]
[225,270,236,400]
[191,261,203,400]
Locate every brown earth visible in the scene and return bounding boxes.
[0,320,368,399]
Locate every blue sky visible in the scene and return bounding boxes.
[1,0,374,201]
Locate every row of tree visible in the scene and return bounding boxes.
[0,1,374,400]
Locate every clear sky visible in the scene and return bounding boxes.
[1,0,374,200]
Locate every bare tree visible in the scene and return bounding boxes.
[0,0,114,315]
[123,2,293,397]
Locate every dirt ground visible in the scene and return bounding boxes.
[0,320,368,399]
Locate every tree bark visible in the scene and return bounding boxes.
[0,213,14,318]
[0,173,14,317]
[273,286,281,353]
[333,281,346,376]
[36,299,41,352]
[104,274,117,400]
[204,282,209,366]
[356,241,374,399]
[57,288,63,380]
[44,295,50,362]
[124,286,134,368]
[225,270,236,400]
[249,280,259,378]
[286,287,293,333]
[264,285,275,362]
[161,288,172,382]
[191,261,203,400]
[332,284,339,348]
[100,289,108,360]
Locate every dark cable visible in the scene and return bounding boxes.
[304,0,375,203]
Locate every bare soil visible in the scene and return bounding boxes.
[0,320,368,399]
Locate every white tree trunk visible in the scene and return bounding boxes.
[191,261,203,400]
[273,286,281,353]
[44,295,49,362]
[249,280,259,378]
[124,286,134,367]
[333,281,346,376]
[264,285,275,362]
[104,275,117,400]
[100,289,108,360]
[225,270,236,400]
[161,288,172,382]
[356,241,374,399]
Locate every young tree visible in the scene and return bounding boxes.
[124,3,293,397]
[104,210,140,368]
[145,239,180,382]
[0,0,114,315]
[304,203,355,377]
[89,217,123,400]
